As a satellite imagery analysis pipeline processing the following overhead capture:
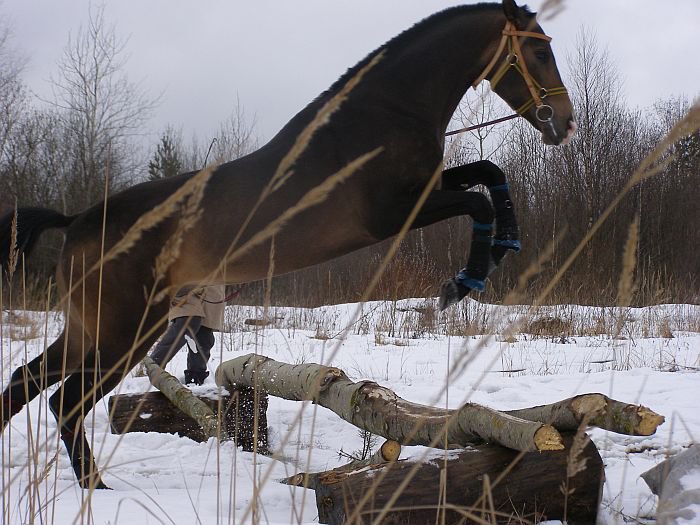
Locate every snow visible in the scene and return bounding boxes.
[682,469,700,491]
[2,298,699,524]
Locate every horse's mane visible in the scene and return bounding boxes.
[318,2,535,101]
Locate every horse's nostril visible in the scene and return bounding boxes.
[560,120,577,145]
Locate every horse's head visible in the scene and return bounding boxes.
[477,0,576,145]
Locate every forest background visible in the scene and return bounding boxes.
[1,6,698,308]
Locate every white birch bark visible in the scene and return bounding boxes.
[143,356,223,439]
[505,392,665,436]
[215,354,563,452]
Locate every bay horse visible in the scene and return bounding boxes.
[0,0,575,489]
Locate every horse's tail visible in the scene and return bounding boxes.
[0,207,75,274]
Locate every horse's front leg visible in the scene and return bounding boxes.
[411,190,495,310]
[442,160,521,270]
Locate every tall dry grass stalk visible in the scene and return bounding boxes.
[103,165,215,271]
[270,51,384,194]
[229,148,383,268]
[616,214,640,307]
[217,51,385,280]
[154,167,212,281]
[2,17,697,523]
[6,206,18,280]
[538,0,566,21]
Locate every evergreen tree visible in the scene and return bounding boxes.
[148,131,183,180]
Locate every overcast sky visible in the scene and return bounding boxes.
[5,0,699,143]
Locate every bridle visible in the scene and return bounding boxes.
[472,21,568,124]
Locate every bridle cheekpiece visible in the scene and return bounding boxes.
[473,21,568,123]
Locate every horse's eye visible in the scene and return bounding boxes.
[535,50,549,62]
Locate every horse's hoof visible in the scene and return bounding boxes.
[80,478,111,490]
[439,278,469,311]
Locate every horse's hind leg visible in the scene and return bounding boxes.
[1,331,73,430]
[48,321,162,489]
[48,357,103,489]
[48,348,114,490]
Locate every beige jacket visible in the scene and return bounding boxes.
[168,285,226,331]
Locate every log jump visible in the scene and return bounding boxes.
[111,353,664,524]
[213,353,664,524]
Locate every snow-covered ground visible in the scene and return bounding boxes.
[2,299,699,524]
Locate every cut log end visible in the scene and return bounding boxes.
[636,407,665,436]
[571,393,664,436]
[379,440,401,462]
[534,424,565,451]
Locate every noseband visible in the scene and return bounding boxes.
[473,21,568,123]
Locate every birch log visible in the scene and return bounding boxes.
[505,392,665,435]
[215,354,562,452]
[143,356,223,440]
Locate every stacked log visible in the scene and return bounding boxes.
[312,434,602,525]
[109,358,268,452]
[214,354,665,524]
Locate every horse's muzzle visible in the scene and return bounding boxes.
[542,118,577,146]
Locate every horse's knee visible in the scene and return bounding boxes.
[468,192,495,226]
[473,160,507,187]
[48,373,90,426]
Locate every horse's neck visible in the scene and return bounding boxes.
[374,10,503,133]
[269,9,503,147]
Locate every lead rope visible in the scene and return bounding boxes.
[200,285,244,304]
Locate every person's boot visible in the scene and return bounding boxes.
[184,370,209,386]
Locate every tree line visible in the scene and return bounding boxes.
[1,9,697,307]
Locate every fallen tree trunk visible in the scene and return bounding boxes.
[311,433,603,525]
[216,354,562,452]
[216,354,664,454]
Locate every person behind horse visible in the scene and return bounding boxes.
[150,285,225,385]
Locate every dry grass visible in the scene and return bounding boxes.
[6,320,42,342]
[1,18,699,525]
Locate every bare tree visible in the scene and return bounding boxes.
[48,4,156,212]
[447,83,516,165]
[0,14,28,213]
[210,98,259,162]
[181,99,259,171]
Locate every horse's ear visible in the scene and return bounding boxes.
[503,0,520,23]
